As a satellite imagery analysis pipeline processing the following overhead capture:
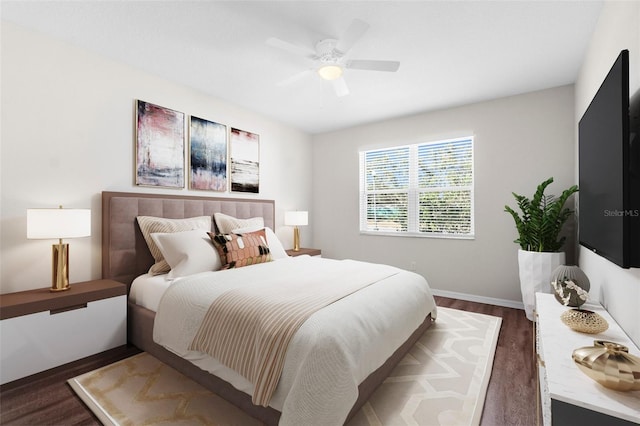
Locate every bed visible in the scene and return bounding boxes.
[101,191,437,425]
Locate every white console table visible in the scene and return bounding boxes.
[535,293,640,425]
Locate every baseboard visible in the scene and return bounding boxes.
[432,289,524,310]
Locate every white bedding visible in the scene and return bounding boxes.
[145,256,436,426]
[129,273,170,311]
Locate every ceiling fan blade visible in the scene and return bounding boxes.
[266,37,315,58]
[332,76,350,97]
[277,69,312,86]
[335,19,370,54]
[346,59,400,72]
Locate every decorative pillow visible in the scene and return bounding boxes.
[233,226,288,260]
[151,229,221,280]
[208,230,272,269]
[137,216,212,275]
[214,212,264,234]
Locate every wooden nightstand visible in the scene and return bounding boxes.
[0,279,127,385]
[286,248,321,257]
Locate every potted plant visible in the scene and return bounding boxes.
[504,177,578,320]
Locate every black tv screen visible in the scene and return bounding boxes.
[579,49,639,268]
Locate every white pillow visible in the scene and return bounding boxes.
[151,229,221,280]
[265,227,288,259]
[137,215,212,275]
[214,212,264,234]
[232,226,288,260]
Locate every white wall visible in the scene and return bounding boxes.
[0,22,313,294]
[575,1,640,346]
[312,86,576,306]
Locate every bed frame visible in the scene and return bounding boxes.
[101,191,432,425]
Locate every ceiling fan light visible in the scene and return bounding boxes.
[317,64,343,81]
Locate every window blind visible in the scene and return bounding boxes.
[359,137,474,238]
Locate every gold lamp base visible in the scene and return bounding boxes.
[293,226,300,252]
[51,242,70,292]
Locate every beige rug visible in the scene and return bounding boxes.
[347,307,501,426]
[69,307,501,426]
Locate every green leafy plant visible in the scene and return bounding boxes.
[504,177,578,252]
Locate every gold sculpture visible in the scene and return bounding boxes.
[572,340,640,391]
[560,308,608,334]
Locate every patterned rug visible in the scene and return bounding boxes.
[69,307,501,426]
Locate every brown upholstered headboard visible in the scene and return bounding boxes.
[102,191,275,287]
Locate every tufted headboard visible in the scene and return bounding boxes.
[101,191,275,288]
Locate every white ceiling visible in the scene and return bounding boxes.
[2,0,603,134]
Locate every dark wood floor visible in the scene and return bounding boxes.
[435,297,537,426]
[0,297,536,426]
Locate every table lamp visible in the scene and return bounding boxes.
[284,211,308,252]
[27,206,91,292]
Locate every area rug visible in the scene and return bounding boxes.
[347,307,501,426]
[68,307,501,426]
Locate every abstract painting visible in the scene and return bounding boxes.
[135,100,185,188]
[189,116,227,191]
[230,128,259,193]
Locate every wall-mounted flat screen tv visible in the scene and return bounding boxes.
[579,49,639,268]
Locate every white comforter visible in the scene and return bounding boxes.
[153,256,436,426]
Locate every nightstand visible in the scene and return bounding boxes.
[0,279,127,384]
[286,248,322,257]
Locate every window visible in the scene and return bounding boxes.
[359,136,474,238]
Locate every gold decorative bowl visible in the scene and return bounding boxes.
[572,340,640,391]
[560,308,608,334]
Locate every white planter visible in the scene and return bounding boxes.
[518,249,565,321]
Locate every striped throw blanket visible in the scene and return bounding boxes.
[189,262,399,406]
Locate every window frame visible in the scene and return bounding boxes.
[359,136,475,239]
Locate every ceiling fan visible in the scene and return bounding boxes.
[266,19,400,97]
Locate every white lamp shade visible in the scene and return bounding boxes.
[284,211,308,226]
[27,208,91,239]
